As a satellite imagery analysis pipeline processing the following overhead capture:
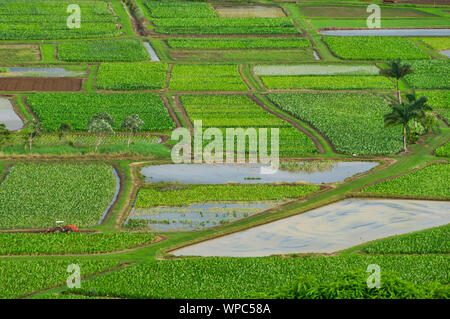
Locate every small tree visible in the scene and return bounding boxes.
[87,113,114,152]
[58,123,72,141]
[26,120,42,150]
[121,114,144,147]
[379,59,413,103]
[384,102,420,153]
[0,124,11,151]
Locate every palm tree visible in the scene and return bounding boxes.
[405,90,432,127]
[121,114,144,147]
[87,113,114,152]
[384,101,420,153]
[379,59,413,103]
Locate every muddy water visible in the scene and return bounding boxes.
[140,162,378,184]
[313,50,320,60]
[214,6,286,18]
[0,67,84,77]
[440,50,450,58]
[0,98,23,131]
[97,167,121,225]
[173,199,450,256]
[144,42,160,62]
[320,29,450,36]
[126,201,284,231]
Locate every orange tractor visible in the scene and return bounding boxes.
[46,221,79,233]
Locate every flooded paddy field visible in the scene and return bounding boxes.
[0,97,23,130]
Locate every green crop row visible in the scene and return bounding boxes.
[135,183,321,207]
[0,163,117,229]
[360,164,450,199]
[0,1,122,40]
[180,94,317,156]
[66,255,450,298]
[260,75,394,90]
[404,60,450,89]
[27,93,174,131]
[0,259,119,298]
[144,1,217,18]
[97,62,168,90]
[415,37,450,51]
[267,93,403,155]
[58,40,149,62]
[169,65,248,91]
[0,232,154,255]
[323,37,429,60]
[361,224,450,254]
[166,38,310,50]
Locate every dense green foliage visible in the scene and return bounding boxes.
[167,38,310,49]
[361,164,450,199]
[0,232,155,255]
[268,93,403,155]
[418,37,450,51]
[435,142,450,157]
[0,259,119,298]
[260,75,394,89]
[169,65,248,91]
[27,93,174,131]
[361,224,450,254]
[68,255,450,298]
[0,163,117,229]
[144,1,217,18]
[58,40,149,62]
[262,270,449,299]
[0,0,122,40]
[97,62,168,90]
[405,60,450,89]
[181,95,317,156]
[135,184,320,207]
[323,37,429,60]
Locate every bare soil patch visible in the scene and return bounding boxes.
[0,77,82,91]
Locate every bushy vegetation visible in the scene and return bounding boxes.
[323,37,429,60]
[404,60,450,89]
[435,142,450,157]
[261,270,449,299]
[361,164,450,199]
[0,232,155,255]
[361,224,450,254]
[66,255,450,298]
[260,75,394,90]
[27,93,174,131]
[167,38,310,49]
[268,93,403,155]
[0,0,122,40]
[0,259,119,298]
[0,163,117,229]
[417,37,450,51]
[169,65,248,91]
[96,62,168,90]
[58,40,149,62]
[135,184,320,207]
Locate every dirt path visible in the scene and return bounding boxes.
[161,94,181,128]
[247,94,325,154]
[174,94,193,132]
[239,64,255,91]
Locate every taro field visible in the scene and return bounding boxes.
[0,0,449,302]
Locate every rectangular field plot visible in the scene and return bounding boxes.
[267,93,403,155]
[166,38,310,50]
[415,37,450,51]
[259,75,394,90]
[254,64,380,76]
[96,62,168,90]
[0,45,40,63]
[404,60,450,89]
[145,1,298,35]
[58,40,149,62]
[180,95,317,156]
[299,5,438,18]
[0,0,122,40]
[0,77,82,92]
[311,19,450,29]
[214,5,286,18]
[26,93,175,131]
[323,37,429,60]
[0,163,117,229]
[169,65,248,91]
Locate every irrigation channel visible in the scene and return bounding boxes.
[319,28,450,36]
[143,42,160,62]
[140,162,379,184]
[172,199,450,257]
[0,97,23,131]
[440,50,450,58]
[97,167,121,225]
